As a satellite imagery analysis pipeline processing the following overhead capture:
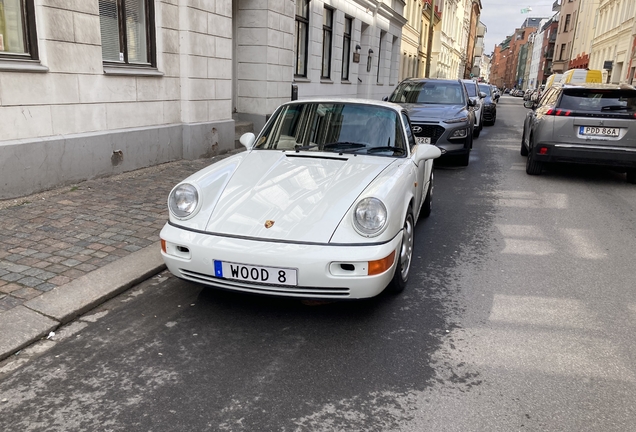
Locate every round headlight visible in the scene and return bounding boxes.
[169,183,199,219]
[353,198,387,236]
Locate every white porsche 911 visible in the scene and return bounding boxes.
[160,99,441,299]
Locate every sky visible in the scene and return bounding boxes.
[480,0,559,56]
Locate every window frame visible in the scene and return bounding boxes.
[321,6,333,79]
[295,0,310,78]
[0,0,39,61]
[98,0,157,68]
[341,16,352,81]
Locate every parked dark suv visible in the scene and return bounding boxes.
[387,78,476,166]
[522,83,636,183]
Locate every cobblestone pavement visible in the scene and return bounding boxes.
[0,153,236,317]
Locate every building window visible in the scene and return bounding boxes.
[98,0,155,66]
[0,0,38,59]
[321,7,333,79]
[295,0,309,77]
[377,31,385,83]
[559,44,566,61]
[341,17,352,80]
[564,14,571,32]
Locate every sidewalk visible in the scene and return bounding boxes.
[0,152,238,361]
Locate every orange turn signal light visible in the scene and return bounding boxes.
[368,250,396,276]
[160,238,167,253]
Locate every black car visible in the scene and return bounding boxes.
[478,83,498,126]
[387,78,476,166]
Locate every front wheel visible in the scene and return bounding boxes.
[627,169,636,184]
[388,212,414,294]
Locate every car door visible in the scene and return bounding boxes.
[402,112,428,215]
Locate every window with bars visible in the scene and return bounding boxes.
[0,0,38,59]
[341,17,351,81]
[98,0,155,66]
[294,0,309,77]
[321,7,333,79]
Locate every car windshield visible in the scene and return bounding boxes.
[254,102,406,156]
[478,84,491,95]
[559,89,636,112]
[463,82,477,97]
[389,81,465,105]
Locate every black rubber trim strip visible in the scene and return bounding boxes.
[167,220,399,247]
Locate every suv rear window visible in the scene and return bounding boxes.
[559,88,636,113]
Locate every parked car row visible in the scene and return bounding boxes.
[521,81,636,184]
[159,77,502,301]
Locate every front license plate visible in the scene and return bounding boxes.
[417,137,431,144]
[579,126,620,137]
[213,260,298,286]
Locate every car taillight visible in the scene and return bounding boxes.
[545,108,571,116]
[538,147,549,155]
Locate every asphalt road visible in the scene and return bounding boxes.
[1,96,636,431]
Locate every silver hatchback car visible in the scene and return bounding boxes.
[522,83,636,183]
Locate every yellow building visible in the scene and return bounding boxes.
[589,0,636,83]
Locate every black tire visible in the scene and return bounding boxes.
[420,171,433,219]
[526,137,543,175]
[388,211,414,294]
[627,169,636,184]
[520,126,528,156]
[473,125,481,138]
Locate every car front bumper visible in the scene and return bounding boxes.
[533,143,636,168]
[160,223,403,299]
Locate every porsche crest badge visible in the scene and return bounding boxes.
[264,220,275,229]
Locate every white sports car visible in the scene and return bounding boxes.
[160,99,441,299]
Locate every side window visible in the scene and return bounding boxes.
[99,0,156,67]
[0,0,39,60]
[544,88,561,107]
[401,113,416,151]
[538,88,556,106]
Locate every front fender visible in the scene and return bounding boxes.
[329,160,416,244]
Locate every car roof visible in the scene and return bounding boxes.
[401,77,462,84]
[280,97,406,114]
[557,83,636,91]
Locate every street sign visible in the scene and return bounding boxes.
[603,60,613,70]
[470,73,474,78]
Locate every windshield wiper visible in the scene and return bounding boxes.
[365,146,406,154]
[341,146,406,155]
[601,105,629,111]
[323,142,367,151]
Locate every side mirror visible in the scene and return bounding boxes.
[494,94,500,101]
[523,100,535,109]
[415,143,442,163]
[467,99,476,107]
[239,132,256,149]
[479,92,487,99]
[382,96,389,101]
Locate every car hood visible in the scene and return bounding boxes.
[204,151,396,243]
[401,103,467,121]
